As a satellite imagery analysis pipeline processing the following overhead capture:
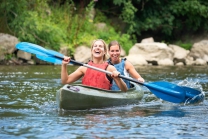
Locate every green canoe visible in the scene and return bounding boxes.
[56,82,144,110]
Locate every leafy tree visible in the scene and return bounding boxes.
[94,0,208,41]
[1,0,207,54]
[0,0,135,54]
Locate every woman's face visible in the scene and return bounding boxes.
[108,44,121,62]
[91,40,106,58]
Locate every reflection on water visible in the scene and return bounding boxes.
[0,65,208,138]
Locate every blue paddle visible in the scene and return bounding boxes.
[16,42,204,103]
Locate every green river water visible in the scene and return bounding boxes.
[0,65,208,138]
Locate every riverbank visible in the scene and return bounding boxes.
[0,33,208,66]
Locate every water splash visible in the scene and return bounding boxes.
[178,78,202,90]
[177,78,205,105]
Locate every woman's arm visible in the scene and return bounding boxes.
[61,57,84,84]
[125,61,145,82]
[107,65,127,92]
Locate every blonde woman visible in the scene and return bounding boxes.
[61,39,127,92]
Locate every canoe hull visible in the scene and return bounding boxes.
[56,82,144,110]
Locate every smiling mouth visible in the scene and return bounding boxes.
[112,55,118,58]
[94,51,101,54]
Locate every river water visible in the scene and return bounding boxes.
[0,65,208,138]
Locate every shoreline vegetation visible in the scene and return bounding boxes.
[0,1,208,66]
[0,34,208,66]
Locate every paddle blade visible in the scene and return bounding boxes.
[16,42,46,53]
[145,81,204,103]
[47,50,64,58]
[153,81,204,103]
[16,43,48,56]
[16,42,64,58]
[118,75,194,103]
[36,55,63,64]
[145,82,185,103]
[182,86,201,98]
[182,86,205,104]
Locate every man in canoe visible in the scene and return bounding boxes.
[108,40,145,91]
[61,39,127,92]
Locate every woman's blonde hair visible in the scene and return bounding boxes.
[90,39,108,61]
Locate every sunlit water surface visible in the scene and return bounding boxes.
[0,65,208,138]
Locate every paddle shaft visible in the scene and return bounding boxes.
[58,56,118,75]
[57,56,144,84]
[61,56,181,95]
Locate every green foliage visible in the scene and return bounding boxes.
[117,34,135,54]
[119,1,138,35]
[175,41,193,50]
[170,0,208,31]
[5,54,14,60]
[1,0,134,55]
[15,11,67,50]
[94,10,108,23]
[82,24,135,54]
[180,43,192,50]
[5,0,208,56]
[109,0,208,40]
[1,0,67,50]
